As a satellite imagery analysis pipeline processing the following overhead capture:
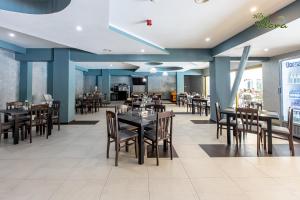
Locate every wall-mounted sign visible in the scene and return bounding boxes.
[253,13,288,29]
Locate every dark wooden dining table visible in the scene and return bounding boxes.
[221,108,279,154]
[192,98,209,116]
[118,111,156,164]
[0,108,53,144]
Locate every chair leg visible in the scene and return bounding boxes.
[58,119,60,131]
[125,141,129,152]
[263,130,267,150]
[170,139,173,160]
[216,125,219,139]
[220,126,222,136]
[29,128,32,143]
[115,142,119,166]
[106,139,110,158]
[257,131,261,156]
[156,143,159,166]
[134,138,138,158]
[289,136,295,156]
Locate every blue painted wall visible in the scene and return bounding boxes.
[19,61,32,102]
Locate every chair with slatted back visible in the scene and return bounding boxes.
[6,101,24,110]
[261,108,295,156]
[215,102,236,139]
[106,111,138,166]
[235,107,262,155]
[144,111,174,166]
[25,104,49,142]
[0,114,13,143]
[52,101,60,131]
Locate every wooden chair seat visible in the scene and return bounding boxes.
[262,125,289,135]
[119,129,138,142]
[144,130,156,141]
[119,123,138,131]
[0,121,13,131]
[237,124,261,133]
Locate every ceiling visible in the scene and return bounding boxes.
[0,26,65,48]
[219,18,300,57]
[0,0,296,55]
[110,0,294,48]
[76,62,209,72]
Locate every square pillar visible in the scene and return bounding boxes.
[176,72,184,94]
[19,61,32,102]
[209,57,231,121]
[102,69,111,100]
[47,61,53,95]
[52,49,75,123]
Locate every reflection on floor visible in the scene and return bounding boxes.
[0,103,300,200]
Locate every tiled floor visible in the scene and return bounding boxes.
[1,103,300,200]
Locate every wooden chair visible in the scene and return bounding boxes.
[235,107,262,155]
[106,111,138,166]
[0,114,13,143]
[261,108,295,156]
[25,104,50,142]
[6,101,23,110]
[215,102,236,139]
[144,111,174,166]
[52,101,60,131]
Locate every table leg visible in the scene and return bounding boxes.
[192,101,195,114]
[13,116,19,145]
[226,114,231,145]
[205,102,208,116]
[267,119,273,154]
[47,112,52,138]
[4,114,8,139]
[163,140,168,151]
[138,125,145,164]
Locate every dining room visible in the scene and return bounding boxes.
[1,0,300,200]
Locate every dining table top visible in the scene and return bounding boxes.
[0,109,29,116]
[118,111,156,127]
[221,108,279,120]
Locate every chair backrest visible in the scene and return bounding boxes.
[106,111,118,140]
[236,107,259,133]
[52,101,60,115]
[6,101,23,110]
[115,105,129,114]
[288,107,294,136]
[29,104,49,125]
[155,111,173,140]
[215,102,221,122]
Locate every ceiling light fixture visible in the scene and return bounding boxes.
[162,72,168,76]
[141,49,145,53]
[110,64,113,67]
[142,77,147,82]
[264,48,269,52]
[194,0,209,4]
[205,37,211,42]
[250,7,257,13]
[150,68,157,74]
[9,33,15,37]
[76,25,83,31]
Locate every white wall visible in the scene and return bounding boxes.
[32,62,47,104]
[0,49,20,109]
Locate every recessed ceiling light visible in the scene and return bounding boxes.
[194,0,209,4]
[264,48,269,52]
[141,49,145,53]
[250,7,257,13]
[205,37,211,42]
[9,33,15,37]
[110,64,113,67]
[150,68,157,74]
[162,72,168,76]
[76,26,82,31]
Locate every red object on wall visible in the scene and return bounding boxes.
[146,19,152,26]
